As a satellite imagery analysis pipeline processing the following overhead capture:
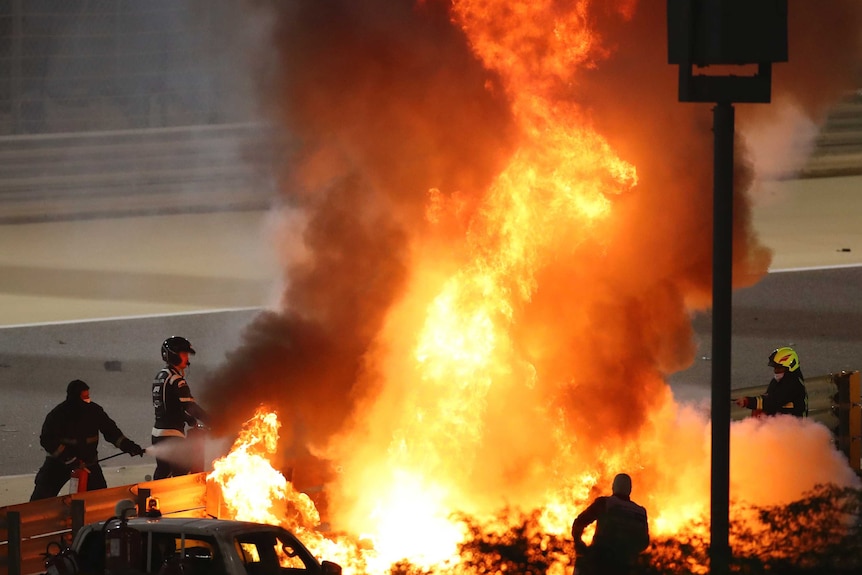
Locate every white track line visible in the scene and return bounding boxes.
[769,262,862,273]
[3,264,860,328]
[0,306,264,330]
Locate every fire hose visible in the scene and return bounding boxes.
[70,448,151,494]
[98,450,142,463]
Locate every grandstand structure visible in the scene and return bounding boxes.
[0,1,276,221]
[0,2,859,224]
[803,96,862,178]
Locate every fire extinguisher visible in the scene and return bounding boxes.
[102,506,142,574]
[69,462,90,494]
[70,452,129,494]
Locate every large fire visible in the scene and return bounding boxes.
[201,1,862,574]
[209,407,858,574]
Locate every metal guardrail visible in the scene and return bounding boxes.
[732,370,861,472]
[0,473,207,575]
[732,373,836,423]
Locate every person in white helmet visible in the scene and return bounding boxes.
[151,336,209,480]
[571,473,650,575]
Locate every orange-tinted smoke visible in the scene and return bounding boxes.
[571,0,862,298]
[508,0,862,480]
[200,0,862,531]
[739,1,862,175]
[201,0,516,458]
[769,0,862,119]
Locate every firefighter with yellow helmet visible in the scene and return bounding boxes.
[735,346,808,417]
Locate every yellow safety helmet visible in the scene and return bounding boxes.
[768,347,799,372]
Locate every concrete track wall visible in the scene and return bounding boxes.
[801,98,862,178]
[0,123,277,224]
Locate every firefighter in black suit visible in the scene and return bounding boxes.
[735,346,808,417]
[30,379,145,501]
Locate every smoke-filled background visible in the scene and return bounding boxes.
[199,0,862,562]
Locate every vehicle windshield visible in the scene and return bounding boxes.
[150,533,225,575]
[234,530,315,574]
[75,528,226,575]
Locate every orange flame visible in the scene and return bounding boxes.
[208,2,861,574]
[322,2,646,564]
[208,409,292,526]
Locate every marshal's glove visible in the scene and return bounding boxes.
[121,438,146,457]
[735,397,750,408]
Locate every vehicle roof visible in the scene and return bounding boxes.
[82,516,290,537]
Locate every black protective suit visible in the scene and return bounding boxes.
[572,493,650,575]
[30,380,144,501]
[741,369,808,417]
[151,365,208,479]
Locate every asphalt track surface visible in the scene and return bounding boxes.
[1,175,861,505]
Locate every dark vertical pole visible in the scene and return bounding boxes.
[10,0,23,134]
[137,487,152,517]
[710,101,734,575]
[71,498,86,538]
[8,510,22,575]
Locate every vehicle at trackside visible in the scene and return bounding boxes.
[58,511,342,575]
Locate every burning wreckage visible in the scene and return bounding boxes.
[15,405,862,575]
[188,1,862,572]
[5,1,862,574]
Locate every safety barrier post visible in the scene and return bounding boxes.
[137,488,151,518]
[6,511,20,575]
[71,499,86,540]
[836,370,861,471]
